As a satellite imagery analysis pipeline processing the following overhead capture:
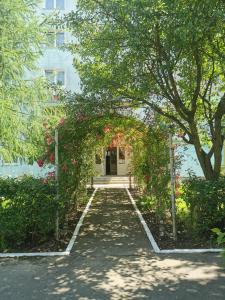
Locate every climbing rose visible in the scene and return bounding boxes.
[103,126,111,133]
[49,153,55,163]
[37,159,44,167]
[47,171,55,178]
[175,190,182,197]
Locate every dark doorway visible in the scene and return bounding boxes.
[106,147,117,175]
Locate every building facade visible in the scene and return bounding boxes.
[0,0,79,177]
[94,146,132,176]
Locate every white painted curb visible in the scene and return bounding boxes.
[126,188,223,254]
[0,251,70,258]
[0,188,98,259]
[126,188,160,253]
[66,188,98,252]
[160,248,223,254]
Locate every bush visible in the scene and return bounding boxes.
[182,177,225,237]
[0,176,56,251]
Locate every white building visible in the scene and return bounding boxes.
[0,0,79,177]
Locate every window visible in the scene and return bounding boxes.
[56,71,65,85]
[46,32,65,47]
[119,147,125,164]
[56,32,65,47]
[56,0,64,9]
[45,0,54,9]
[45,0,64,9]
[45,70,55,83]
[45,70,65,86]
[47,32,55,47]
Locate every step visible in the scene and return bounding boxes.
[93,176,134,185]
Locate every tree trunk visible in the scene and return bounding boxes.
[194,145,214,179]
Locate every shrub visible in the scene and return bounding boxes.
[212,228,225,259]
[0,176,56,251]
[182,177,225,237]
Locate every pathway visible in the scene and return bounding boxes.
[0,188,225,300]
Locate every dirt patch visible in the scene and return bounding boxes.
[130,189,219,250]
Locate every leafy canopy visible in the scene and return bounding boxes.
[0,0,51,161]
[65,0,225,179]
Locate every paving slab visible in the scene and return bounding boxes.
[0,188,225,300]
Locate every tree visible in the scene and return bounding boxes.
[65,0,225,179]
[0,0,50,161]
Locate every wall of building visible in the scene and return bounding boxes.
[0,0,79,178]
[94,147,131,176]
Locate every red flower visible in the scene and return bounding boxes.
[49,153,55,163]
[37,159,44,167]
[103,126,111,133]
[175,190,182,197]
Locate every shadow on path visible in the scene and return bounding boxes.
[0,188,225,300]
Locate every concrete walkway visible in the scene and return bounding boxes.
[0,188,225,300]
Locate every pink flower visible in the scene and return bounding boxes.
[47,171,55,178]
[49,153,55,163]
[59,118,65,126]
[103,126,111,133]
[37,159,44,167]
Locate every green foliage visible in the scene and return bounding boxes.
[39,96,169,218]
[212,228,225,259]
[182,177,225,236]
[132,123,170,218]
[65,0,225,179]
[0,176,56,251]
[0,0,51,160]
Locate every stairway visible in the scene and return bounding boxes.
[90,176,134,188]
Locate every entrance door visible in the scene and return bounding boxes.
[106,147,117,175]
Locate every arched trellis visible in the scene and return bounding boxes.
[41,110,175,240]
